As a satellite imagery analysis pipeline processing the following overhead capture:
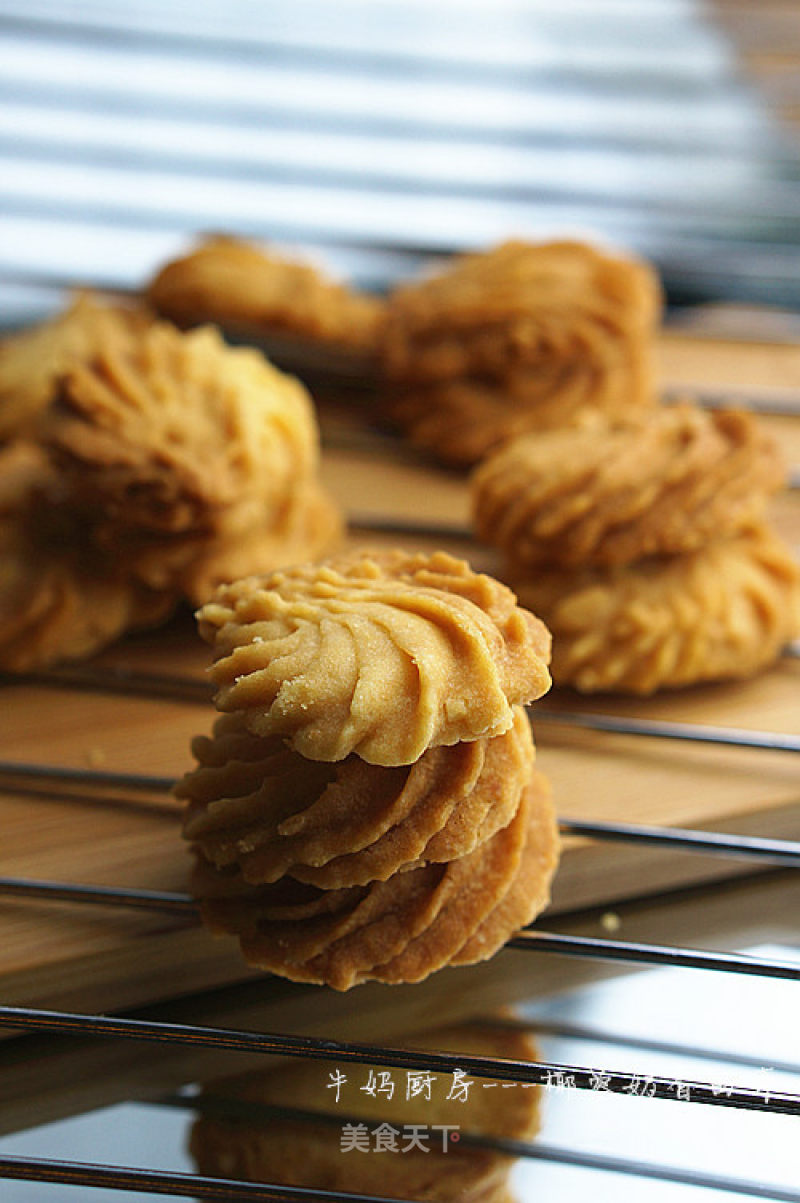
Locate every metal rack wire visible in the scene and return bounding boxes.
[0,4,799,1198]
[0,630,798,1200]
[0,357,797,1198]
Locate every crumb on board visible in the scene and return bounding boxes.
[600,910,621,933]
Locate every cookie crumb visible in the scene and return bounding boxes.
[600,911,621,934]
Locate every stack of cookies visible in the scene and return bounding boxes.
[190,1017,542,1203]
[177,548,560,990]
[380,239,661,468]
[472,403,800,694]
[0,296,341,670]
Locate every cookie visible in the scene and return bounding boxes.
[183,549,557,989]
[472,404,786,568]
[0,292,149,442]
[191,775,558,992]
[43,320,341,602]
[0,301,341,669]
[381,239,660,466]
[179,707,534,889]
[198,549,551,766]
[0,442,173,672]
[512,523,800,694]
[147,235,385,352]
[452,772,558,966]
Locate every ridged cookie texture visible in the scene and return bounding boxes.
[192,771,558,991]
[381,239,660,467]
[0,301,341,669]
[382,239,659,381]
[472,405,786,569]
[148,235,385,352]
[0,292,149,443]
[182,550,559,989]
[197,549,552,766]
[513,524,800,695]
[43,320,341,603]
[0,442,172,672]
[178,707,534,889]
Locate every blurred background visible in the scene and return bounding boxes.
[1,6,800,1202]
[3,0,800,327]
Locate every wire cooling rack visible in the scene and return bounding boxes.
[1,287,798,1200]
[0,315,799,1200]
[0,557,798,1200]
[0,6,799,1196]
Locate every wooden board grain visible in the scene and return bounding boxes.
[0,332,798,1018]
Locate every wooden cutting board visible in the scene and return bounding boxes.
[0,332,798,1018]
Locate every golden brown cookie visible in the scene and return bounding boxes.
[381,239,660,466]
[147,235,385,352]
[0,539,172,673]
[183,550,556,988]
[512,523,800,694]
[181,481,342,606]
[194,853,444,987]
[191,855,366,932]
[382,240,659,382]
[198,549,551,766]
[374,774,557,985]
[41,319,342,604]
[472,404,786,568]
[0,300,341,669]
[452,772,557,967]
[0,442,174,672]
[190,1018,542,1203]
[191,774,558,991]
[324,707,533,888]
[178,707,534,889]
[0,292,150,442]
